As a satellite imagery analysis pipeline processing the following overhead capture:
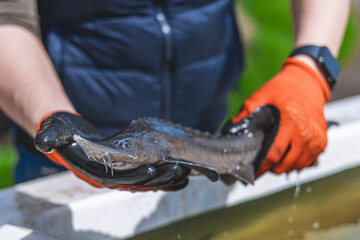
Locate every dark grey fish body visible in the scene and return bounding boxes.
[149,122,263,175]
[74,107,274,183]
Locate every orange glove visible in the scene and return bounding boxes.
[35,112,190,191]
[232,57,330,178]
[44,150,113,188]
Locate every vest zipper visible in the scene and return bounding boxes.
[154,0,173,120]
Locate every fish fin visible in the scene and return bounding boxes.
[163,155,220,182]
[227,164,255,185]
[326,120,339,128]
[220,175,238,186]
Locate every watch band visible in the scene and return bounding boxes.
[290,45,340,89]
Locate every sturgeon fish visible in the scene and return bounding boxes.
[73,106,275,184]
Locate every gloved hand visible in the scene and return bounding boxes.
[227,57,330,178]
[34,112,190,191]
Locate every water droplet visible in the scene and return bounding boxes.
[247,132,254,138]
[156,13,165,21]
[288,230,294,236]
[312,221,320,229]
[294,185,301,198]
[236,165,241,170]
[306,187,312,193]
[291,204,297,211]
[293,172,302,198]
[288,217,294,223]
[222,232,228,237]
[177,234,181,239]
[162,25,170,34]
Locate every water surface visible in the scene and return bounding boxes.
[130,167,360,240]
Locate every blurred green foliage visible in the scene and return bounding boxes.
[0,1,358,190]
[0,145,16,189]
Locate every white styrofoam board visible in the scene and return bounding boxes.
[325,94,360,124]
[0,224,60,240]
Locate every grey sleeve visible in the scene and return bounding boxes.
[0,0,41,38]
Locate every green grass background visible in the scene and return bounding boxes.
[0,1,358,190]
[0,145,16,189]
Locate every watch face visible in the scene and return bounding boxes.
[319,47,340,83]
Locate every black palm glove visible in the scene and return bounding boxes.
[35,112,190,191]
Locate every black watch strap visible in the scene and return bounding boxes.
[290,45,340,89]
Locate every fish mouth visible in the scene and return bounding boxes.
[73,135,137,175]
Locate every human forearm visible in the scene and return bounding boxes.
[291,0,350,57]
[0,26,75,138]
[290,0,350,83]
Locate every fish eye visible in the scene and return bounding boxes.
[113,139,131,149]
[114,139,123,148]
[124,140,131,148]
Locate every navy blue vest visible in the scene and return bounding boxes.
[38,0,244,134]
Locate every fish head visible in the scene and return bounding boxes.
[73,131,163,171]
[73,134,139,170]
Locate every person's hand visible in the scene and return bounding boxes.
[228,57,330,178]
[34,112,190,191]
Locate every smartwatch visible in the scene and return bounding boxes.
[290,45,340,89]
